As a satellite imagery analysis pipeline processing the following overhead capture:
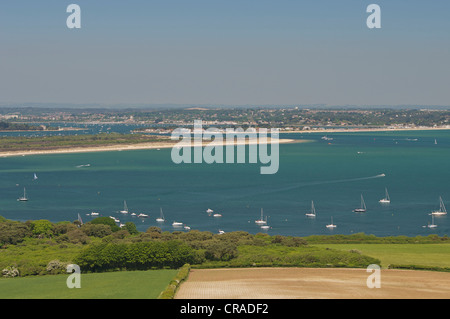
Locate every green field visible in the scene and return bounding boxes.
[313,244,450,269]
[0,269,178,299]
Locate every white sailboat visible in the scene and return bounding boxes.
[33,173,38,180]
[77,213,83,225]
[255,208,267,225]
[213,213,222,217]
[156,208,165,222]
[379,187,391,204]
[17,187,28,201]
[427,214,438,228]
[172,221,183,227]
[353,194,367,213]
[326,216,336,228]
[431,196,447,216]
[260,216,270,229]
[206,208,214,214]
[305,200,316,217]
[138,213,148,218]
[120,201,129,214]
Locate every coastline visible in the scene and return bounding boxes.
[0,138,304,158]
[282,126,450,134]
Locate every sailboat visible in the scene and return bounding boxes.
[431,197,447,216]
[77,213,83,225]
[172,221,183,227]
[156,208,165,222]
[427,214,438,228]
[260,216,270,229]
[17,187,28,201]
[353,194,367,212]
[379,188,391,204]
[255,208,267,225]
[120,201,129,214]
[33,173,38,180]
[326,217,336,228]
[305,200,316,217]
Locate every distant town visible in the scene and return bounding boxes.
[0,106,449,132]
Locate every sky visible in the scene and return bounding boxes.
[0,0,449,107]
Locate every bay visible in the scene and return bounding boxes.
[0,128,449,237]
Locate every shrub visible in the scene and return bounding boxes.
[0,221,32,245]
[158,264,191,299]
[46,259,68,275]
[74,240,198,272]
[81,224,112,238]
[30,220,54,238]
[2,266,20,278]
[89,217,120,232]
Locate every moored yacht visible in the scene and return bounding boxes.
[431,197,447,216]
[353,194,367,213]
[379,188,390,204]
[255,208,267,225]
[305,200,316,217]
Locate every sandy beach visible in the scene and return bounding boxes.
[282,126,450,134]
[0,138,304,158]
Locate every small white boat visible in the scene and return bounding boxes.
[326,217,336,229]
[17,187,28,201]
[206,208,214,214]
[218,230,225,234]
[138,213,148,218]
[184,226,191,230]
[156,208,165,222]
[379,187,391,204]
[431,197,447,216]
[213,213,222,217]
[353,194,367,213]
[305,200,316,218]
[33,173,38,180]
[90,212,99,216]
[255,208,267,225]
[172,221,183,227]
[120,201,129,214]
[109,216,120,223]
[427,214,438,228]
[119,223,126,228]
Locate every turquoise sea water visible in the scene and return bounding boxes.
[1,129,449,237]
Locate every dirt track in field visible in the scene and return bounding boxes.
[175,268,450,299]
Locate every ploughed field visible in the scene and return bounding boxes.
[175,267,450,299]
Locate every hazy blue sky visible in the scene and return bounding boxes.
[0,0,449,107]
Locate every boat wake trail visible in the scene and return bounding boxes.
[268,173,386,193]
[215,173,387,202]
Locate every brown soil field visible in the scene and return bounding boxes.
[175,268,450,299]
